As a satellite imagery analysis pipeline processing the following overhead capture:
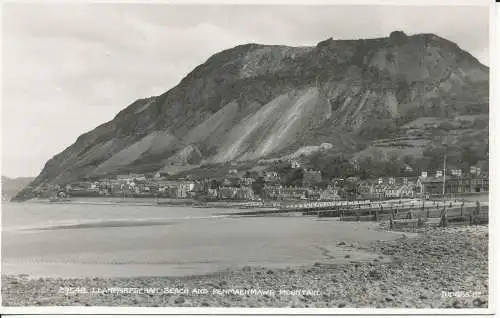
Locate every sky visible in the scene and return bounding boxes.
[1,2,491,178]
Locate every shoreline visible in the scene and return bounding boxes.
[2,225,488,308]
[19,197,267,209]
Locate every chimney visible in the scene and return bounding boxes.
[421,171,427,178]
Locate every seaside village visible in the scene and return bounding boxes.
[42,159,489,203]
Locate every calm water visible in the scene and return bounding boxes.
[2,202,400,278]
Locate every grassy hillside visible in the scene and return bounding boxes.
[2,176,35,201]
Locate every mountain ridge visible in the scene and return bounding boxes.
[13,31,489,201]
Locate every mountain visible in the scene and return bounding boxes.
[13,31,489,201]
[2,176,35,201]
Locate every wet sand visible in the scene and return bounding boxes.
[2,203,400,278]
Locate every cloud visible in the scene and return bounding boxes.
[1,3,490,177]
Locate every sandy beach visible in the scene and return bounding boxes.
[2,225,488,308]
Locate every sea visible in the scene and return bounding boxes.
[1,202,401,278]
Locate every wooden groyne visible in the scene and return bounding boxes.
[223,200,488,222]
[329,203,488,222]
[333,202,489,231]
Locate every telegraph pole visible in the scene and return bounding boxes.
[442,155,447,202]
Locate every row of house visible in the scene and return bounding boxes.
[215,186,256,200]
[353,177,417,200]
[65,176,197,198]
[262,185,340,201]
[416,170,488,197]
[330,169,488,200]
[62,173,258,200]
[58,161,488,201]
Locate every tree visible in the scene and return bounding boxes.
[251,177,266,197]
[282,168,304,186]
[358,156,374,178]
[402,154,416,167]
[388,152,398,164]
[244,170,260,178]
[461,145,480,167]
[422,146,447,170]
[359,168,370,180]
[306,152,353,179]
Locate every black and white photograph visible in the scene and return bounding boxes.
[0,0,494,314]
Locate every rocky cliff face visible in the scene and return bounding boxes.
[14,31,489,200]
